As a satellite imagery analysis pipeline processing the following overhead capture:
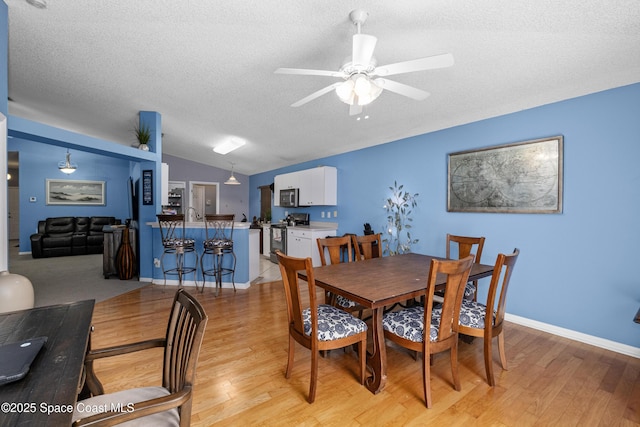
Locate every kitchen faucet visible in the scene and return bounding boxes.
[187,206,202,221]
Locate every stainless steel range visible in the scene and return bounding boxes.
[269,213,309,263]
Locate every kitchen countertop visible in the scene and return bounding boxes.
[263,221,338,231]
[148,221,256,229]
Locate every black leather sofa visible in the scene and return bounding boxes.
[30,216,120,258]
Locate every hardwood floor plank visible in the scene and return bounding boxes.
[85,283,640,426]
[625,363,640,424]
[555,348,611,426]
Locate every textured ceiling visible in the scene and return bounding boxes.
[6,0,640,175]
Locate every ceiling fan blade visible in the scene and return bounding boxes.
[275,68,344,78]
[374,78,430,101]
[352,34,377,68]
[349,104,363,116]
[290,82,342,107]
[373,53,454,76]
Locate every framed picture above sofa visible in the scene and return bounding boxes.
[46,179,106,206]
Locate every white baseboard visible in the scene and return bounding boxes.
[505,313,640,359]
[147,277,249,290]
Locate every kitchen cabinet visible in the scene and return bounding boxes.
[287,227,336,267]
[299,166,337,206]
[274,166,337,206]
[275,170,301,191]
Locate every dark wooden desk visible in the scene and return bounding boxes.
[299,253,494,394]
[0,300,94,426]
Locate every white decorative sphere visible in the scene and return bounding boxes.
[0,271,35,313]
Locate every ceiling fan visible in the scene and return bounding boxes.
[275,9,454,116]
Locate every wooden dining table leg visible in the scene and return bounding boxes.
[365,306,387,394]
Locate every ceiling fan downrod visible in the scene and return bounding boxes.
[350,9,369,34]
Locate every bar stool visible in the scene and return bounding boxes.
[157,214,198,287]
[201,214,236,295]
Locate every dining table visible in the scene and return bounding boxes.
[0,299,95,426]
[298,252,494,394]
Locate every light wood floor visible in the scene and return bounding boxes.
[89,283,640,426]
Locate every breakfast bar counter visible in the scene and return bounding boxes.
[147,221,260,289]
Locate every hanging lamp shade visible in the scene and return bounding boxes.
[224,163,241,185]
[58,150,77,174]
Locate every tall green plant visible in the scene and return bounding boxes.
[383,181,419,256]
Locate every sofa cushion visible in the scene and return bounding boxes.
[42,235,73,248]
[89,217,116,235]
[44,217,75,237]
[75,217,90,234]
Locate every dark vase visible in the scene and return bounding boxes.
[116,228,136,280]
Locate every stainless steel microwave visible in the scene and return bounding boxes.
[280,188,299,207]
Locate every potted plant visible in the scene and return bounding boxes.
[134,122,151,151]
[383,181,419,256]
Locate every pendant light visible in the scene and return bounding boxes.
[224,163,240,185]
[58,149,77,174]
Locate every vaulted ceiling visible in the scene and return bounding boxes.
[6,1,640,175]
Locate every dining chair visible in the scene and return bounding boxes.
[316,236,362,313]
[276,250,367,403]
[382,255,474,408]
[157,214,199,287]
[446,234,486,301]
[201,214,236,296]
[74,289,208,426]
[456,248,520,386]
[352,233,382,261]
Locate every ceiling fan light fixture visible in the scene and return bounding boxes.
[276,9,453,113]
[58,149,77,174]
[357,79,383,106]
[336,79,355,104]
[354,75,371,97]
[336,74,382,106]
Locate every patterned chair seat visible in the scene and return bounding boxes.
[456,299,495,329]
[335,295,357,309]
[163,237,196,248]
[302,304,367,341]
[204,238,233,250]
[382,306,441,343]
[464,282,476,299]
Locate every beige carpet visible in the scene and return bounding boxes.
[7,240,150,307]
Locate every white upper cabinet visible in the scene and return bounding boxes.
[274,170,301,191]
[299,166,337,206]
[273,166,337,206]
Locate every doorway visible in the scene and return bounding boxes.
[188,181,219,221]
[7,151,19,241]
[259,185,272,221]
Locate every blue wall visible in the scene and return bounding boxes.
[250,83,640,349]
[8,138,132,251]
